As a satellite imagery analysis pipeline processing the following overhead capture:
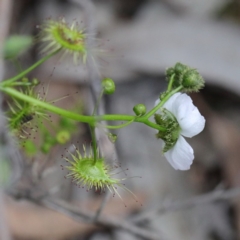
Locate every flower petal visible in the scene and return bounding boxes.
[164,136,194,170]
[155,93,181,114]
[171,94,205,138]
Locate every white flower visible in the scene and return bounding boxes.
[155,93,205,170]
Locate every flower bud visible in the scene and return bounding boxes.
[165,62,205,92]
[56,130,71,144]
[32,78,40,86]
[101,78,115,95]
[166,62,188,82]
[107,133,117,143]
[174,62,188,75]
[182,69,204,92]
[133,104,146,116]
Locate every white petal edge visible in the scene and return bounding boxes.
[171,93,205,138]
[164,136,194,170]
[155,93,181,114]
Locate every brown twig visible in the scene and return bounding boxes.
[131,187,240,224]
[41,197,165,240]
[70,0,118,221]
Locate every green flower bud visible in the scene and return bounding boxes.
[182,69,204,92]
[133,104,146,116]
[101,78,115,95]
[174,62,188,75]
[107,133,117,143]
[32,78,40,86]
[56,130,71,144]
[165,62,205,93]
[166,67,175,80]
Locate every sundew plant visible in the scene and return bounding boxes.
[1,19,205,197]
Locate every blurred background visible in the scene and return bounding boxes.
[1,0,240,239]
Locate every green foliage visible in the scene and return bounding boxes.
[40,19,87,63]
[4,35,33,59]
[66,146,120,190]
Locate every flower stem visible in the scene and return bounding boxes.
[1,49,61,87]
[98,119,134,129]
[89,124,97,164]
[144,86,183,119]
[92,90,104,115]
[1,86,166,131]
[167,74,175,91]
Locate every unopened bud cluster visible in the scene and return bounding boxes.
[166,62,204,92]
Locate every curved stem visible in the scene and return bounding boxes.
[167,74,175,92]
[1,49,61,87]
[1,87,95,123]
[1,86,166,131]
[135,119,165,131]
[89,124,97,164]
[144,86,183,119]
[97,120,134,129]
[92,90,103,115]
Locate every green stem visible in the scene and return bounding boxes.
[167,74,175,92]
[1,87,95,123]
[89,124,97,164]
[1,49,61,87]
[144,86,183,119]
[135,119,164,130]
[92,90,104,115]
[98,119,134,129]
[1,87,166,131]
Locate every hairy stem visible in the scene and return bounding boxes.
[1,87,166,131]
[144,86,183,119]
[1,49,61,87]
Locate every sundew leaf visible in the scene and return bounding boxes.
[3,35,33,59]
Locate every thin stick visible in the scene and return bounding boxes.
[131,187,240,223]
[71,0,116,219]
[93,191,111,221]
[41,197,166,240]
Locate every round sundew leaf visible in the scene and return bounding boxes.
[4,35,33,59]
[65,147,120,190]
